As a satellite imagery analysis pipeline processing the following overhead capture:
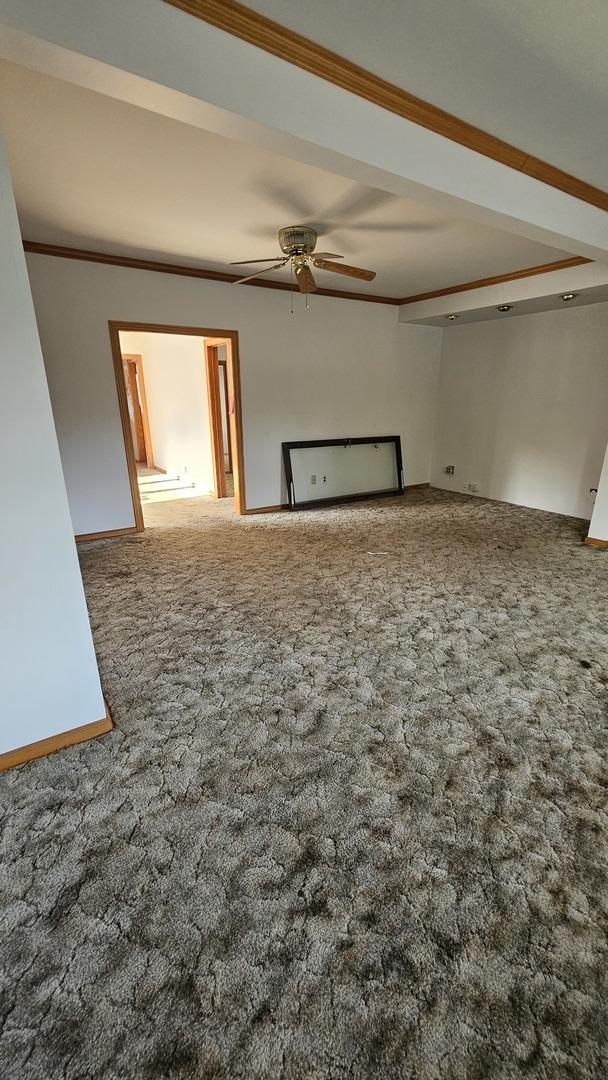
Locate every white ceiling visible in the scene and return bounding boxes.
[247,0,608,190]
[0,59,574,298]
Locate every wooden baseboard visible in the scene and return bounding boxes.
[76,525,141,542]
[585,536,608,549]
[0,704,114,772]
[243,486,429,513]
[243,503,289,514]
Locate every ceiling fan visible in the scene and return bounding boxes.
[230,226,376,294]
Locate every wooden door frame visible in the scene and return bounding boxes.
[205,343,227,499]
[122,353,154,468]
[217,356,233,474]
[109,322,246,530]
[124,358,145,462]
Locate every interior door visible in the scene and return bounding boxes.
[218,358,233,475]
[123,358,147,463]
[204,343,227,498]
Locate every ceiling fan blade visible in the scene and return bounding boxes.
[313,258,376,282]
[322,186,397,222]
[233,261,287,285]
[312,252,343,259]
[295,264,317,294]
[230,257,283,265]
[350,222,443,233]
[252,179,315,220]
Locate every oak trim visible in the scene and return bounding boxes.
[243,503,288,514]
[125,357,146,461]
[585,536,608,549]
[23,241,400,305]
[162,0,608,212]
[24,241,591,309]
[0,706,113,772]
[76,526,140,542]
[205,343,227,499]
[218,358,233,474]
[226,333,247,515]
[122,353,155,467]
[398,256,592,305]
[109,325,146,534]
[243,482,430,515]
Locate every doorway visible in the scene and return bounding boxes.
[109,322,246,530]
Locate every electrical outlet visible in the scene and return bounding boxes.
[323,475,327,483]
[469,482,479,493]
[311,474,317,485]
[444,464,455,475]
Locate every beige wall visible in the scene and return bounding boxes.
[432,304,608,520]
[27,253,443,532]
[0,139,105,754]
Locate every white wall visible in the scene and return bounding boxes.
[120,331,214,491]
[26,253,443,528]
[0,138,105,754]
[589,443,608,542]
[432,303,608,519]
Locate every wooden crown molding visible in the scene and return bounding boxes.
[24,241,590,308]
[398,256,591,305]
[162,0,608,213]
[23,242,398,305]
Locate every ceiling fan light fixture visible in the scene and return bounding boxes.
[231,226,376,292]
[278,225,318,255]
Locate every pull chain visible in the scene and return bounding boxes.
[291,259,298,315]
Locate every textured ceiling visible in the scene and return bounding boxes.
[0,59,573,298]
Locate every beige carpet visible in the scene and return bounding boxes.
[2,489,608,1079]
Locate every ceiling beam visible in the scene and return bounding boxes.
[163,0,608,213]
[399,257,591,306]
[1,0,607,260]
[399,261,608,323]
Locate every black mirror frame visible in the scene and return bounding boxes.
[282,435,404,510]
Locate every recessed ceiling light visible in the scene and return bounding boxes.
[446,313,458,320]
[561,292,577,301]
[497,304,512,312]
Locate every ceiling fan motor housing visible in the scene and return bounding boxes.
[278,225,317,256]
